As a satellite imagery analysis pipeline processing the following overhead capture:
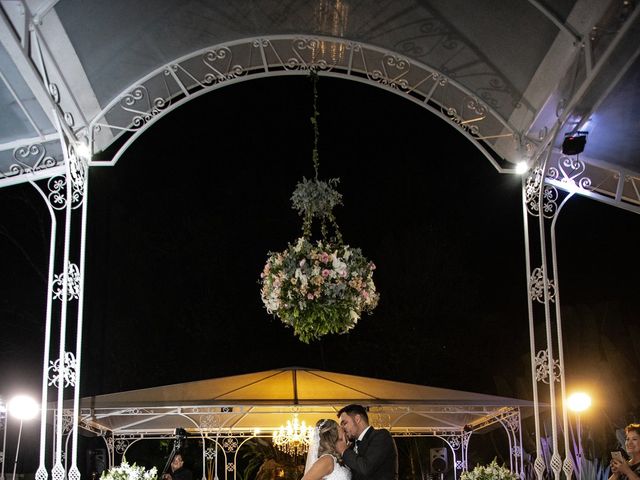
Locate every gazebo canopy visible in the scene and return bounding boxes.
[74,367,531,436]
[1,0,639,211]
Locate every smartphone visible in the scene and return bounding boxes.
[612,451,624,461]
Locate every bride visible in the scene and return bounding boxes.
[302,419,351,480]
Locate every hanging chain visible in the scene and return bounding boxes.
[291,71,343,245]
[311,70,320,181]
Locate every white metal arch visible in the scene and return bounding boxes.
[86,35,526,174]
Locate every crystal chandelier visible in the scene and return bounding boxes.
[272,414,312,456]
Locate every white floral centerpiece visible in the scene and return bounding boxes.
[101,462,158,480]
[461,459,518,480]
[259,73,379,343]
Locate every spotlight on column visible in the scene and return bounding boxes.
[515,161,529,174]
[430,447,448,474]
[562,131,588,155]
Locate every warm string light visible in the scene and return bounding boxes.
[272,414,312,456]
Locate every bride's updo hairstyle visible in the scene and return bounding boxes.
[316,418,340,458]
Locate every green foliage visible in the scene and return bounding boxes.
[101,462,157,480]
[260,237,378,343]
[461,459,518,480]
[291,177,343,241]
[259,71,378,342]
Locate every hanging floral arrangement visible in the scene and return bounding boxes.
[260,72,379,343]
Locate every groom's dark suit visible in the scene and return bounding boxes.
[341,427,398,480]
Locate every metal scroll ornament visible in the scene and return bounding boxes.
[259,72,379,343]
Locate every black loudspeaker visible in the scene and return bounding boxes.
[562,131,587,155]
[430,447,448,474]
[87,448,107,477]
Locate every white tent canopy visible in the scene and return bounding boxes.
[68,368,530,477]
[74,367,531,435]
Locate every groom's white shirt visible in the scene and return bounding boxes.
[354,426,371,453]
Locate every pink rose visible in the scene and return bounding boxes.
[322,269,330,277]
[320,252,329,263]
[307,293,314,300]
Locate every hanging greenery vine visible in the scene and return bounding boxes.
[259,72,379,343]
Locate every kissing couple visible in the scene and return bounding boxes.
[302,404,398,480]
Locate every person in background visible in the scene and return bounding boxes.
[610,423,640,480]
[163,453,192,480]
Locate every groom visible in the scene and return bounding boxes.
[336,404,398,480]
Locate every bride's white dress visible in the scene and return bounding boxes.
[320,454,351,480]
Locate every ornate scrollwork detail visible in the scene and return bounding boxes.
[201,414,222,429]
[47,169,85,210]
[547,155,592,191]
[64,112,75,128]
[525,166,558,218]
[504,414,520,433]
[201,47,244,84]
[205,447,216,460]
[49,83,60,104]
[226,463,235,472]
[115,439,129,454]
[294,37,321,52]
[222,437,238,452]
[121,85,170,129]
[524,166,542,213]
[10,144,58,177]
[534,349,560,384]
[67,145,88,208]
[253,38,270,48]
[529,267,555,304]
[62,409,74,433]
[368,54,410,90]
[445,107,480,136]
[53,262,81,301]
[511,445,522,458]
[444,435,461,450]
[285,37,337,71]
[455,460,465,470]
[48,351,77,388]
[430,72,448,86]
[47,176,67,209]
[467,97,487,117]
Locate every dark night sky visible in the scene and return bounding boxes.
[2,76,640,460]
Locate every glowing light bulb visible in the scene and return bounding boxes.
[515,161,529,174]
[567,392,592,412]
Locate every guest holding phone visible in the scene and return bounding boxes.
[610,423,640,480]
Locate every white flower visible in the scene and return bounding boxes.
[332,254,347,277]
[295,268,308,287]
